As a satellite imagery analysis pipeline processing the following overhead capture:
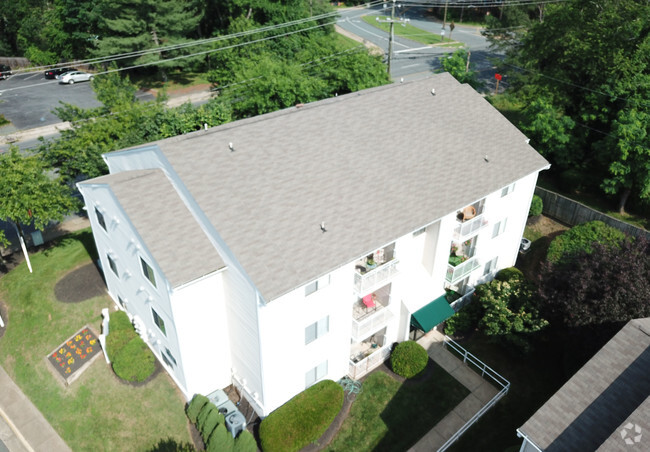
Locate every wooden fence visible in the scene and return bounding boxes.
[534,187,650,240]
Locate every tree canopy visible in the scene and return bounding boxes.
[546,220,626,264]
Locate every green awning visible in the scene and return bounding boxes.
[410,294,455,332]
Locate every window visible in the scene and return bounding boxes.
[107,254,118,277]
[305,361,328,388]
[117,296,127,308]
[305,316,329,345]
[162,348,177,367]
[501,183,515,197]
[95,207,107,231]
[151,308,166,335]
[305,275,330,296]
[141,258,156,287]
[492,218,508,238]
[413,227,426,237]
[483,257,498,276]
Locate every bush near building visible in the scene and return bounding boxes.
[259,380,344,452]
[390,341,429,378]
[528,194,543,216]
[105,310,137,360]
[546,220,625,264]
[111,336,156,382]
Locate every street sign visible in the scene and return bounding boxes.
[495,73,502,81]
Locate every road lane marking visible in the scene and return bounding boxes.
[395,46,432,53]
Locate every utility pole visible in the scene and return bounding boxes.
[442,0,449,29]
[377,0,407,76]
[466,50,471,73]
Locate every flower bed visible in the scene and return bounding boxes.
[48,326,101,384]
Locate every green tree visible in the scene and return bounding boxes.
[439,48,481,89]
[546,221,626,264]
[0,148,78,269]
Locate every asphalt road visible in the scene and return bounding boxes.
[337,6,504,89]
[0,71,101,130]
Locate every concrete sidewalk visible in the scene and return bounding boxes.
[409,330,500,451]
[0,366,72,452]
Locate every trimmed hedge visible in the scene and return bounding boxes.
[197,403,217,436]
[495,267,524,282]
[206,424,233,452]
[111,336,156,382]
[528,194,543,216]
[186,394,210,424]
[233,431,256,452]
[547,220,626,264]
[391,341,428,378]
[259,379,343,452]
[106,311,137,361]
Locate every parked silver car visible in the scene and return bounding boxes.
[58,71,94,84]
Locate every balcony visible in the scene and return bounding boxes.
[351,285,393,342]
[454,201,487,240]
[349,330,390,379]
[446,257,480,284]
[354,243,398,294]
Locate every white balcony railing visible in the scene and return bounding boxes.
[351,308,394,343]
[446,257,480,284]
[354,259,399,294]
[450,287,476,312]
[348,346,391,379]
[454,213,488,240]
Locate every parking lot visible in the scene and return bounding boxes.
[0,71,101,130]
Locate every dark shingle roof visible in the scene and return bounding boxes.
[83,169,225,287]
[519,317,650,451]
[102,73,548,300]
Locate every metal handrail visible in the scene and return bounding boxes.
[437,335,510,451]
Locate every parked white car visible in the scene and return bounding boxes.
[58,71,94,84]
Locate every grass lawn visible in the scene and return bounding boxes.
[326,363,469,451]
[0,230,191,451]
[363,15,452,45]
[130,70,212,93]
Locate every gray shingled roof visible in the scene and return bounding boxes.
[83,169,225,287]
[148,73,548,300]
[519,317,650,451]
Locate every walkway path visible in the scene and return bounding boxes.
[0,366,72,452]
[409,330,499,451]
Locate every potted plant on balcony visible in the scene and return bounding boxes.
[366,254,377,270]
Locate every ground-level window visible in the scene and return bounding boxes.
[305,316,329,345]
[305,360,328,388]
[141,257,156,287]
[107,254,118,277]
[151,308,166,335]
[95,207,107,231]
[483,257,498,276]
[305,275,330,296]
[162,348,177,367]
[492,218,508,238]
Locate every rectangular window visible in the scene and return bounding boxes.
[305,316,329,345]
[151,308,166,335]
[305,275,330,296]
[163,348,177,367]
[305,360,328,388]
[492,218,508,238]
[95,207,107,231]
[501,183,515,197]
[141,257,156,288]
[107,254,118,277]
[413,227,426,237]
[483,257,498,276]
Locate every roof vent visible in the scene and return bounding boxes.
[484,154,489,162]
[229,142,234,151]
[320,222,327,233]
[431,88,436,95]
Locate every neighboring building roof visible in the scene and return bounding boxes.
[83,169,225,287]
[518,317,650,451]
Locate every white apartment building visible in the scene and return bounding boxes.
[78,73,549,417]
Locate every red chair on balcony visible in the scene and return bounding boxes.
[362,294,377,313]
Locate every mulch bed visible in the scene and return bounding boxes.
[47,326,102,385]
[54,263,106,303]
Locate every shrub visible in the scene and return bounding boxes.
[528,194,543,216]
[495,267,524,282]
[206,424,233,452]
[233,431,257,452]
[390,341,428,378]
[111,336,156,382]
[186,394,209,424]
[444,309,475,336]
[200,409,225,443]
[259,380,343,452]
[546,220,626,264]
[106,311,137,361]
[197,403,216,435]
